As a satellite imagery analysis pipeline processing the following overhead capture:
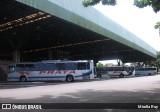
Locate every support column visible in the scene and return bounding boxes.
[117,59,121,66]
[94,58,99,67]
[13,50,20,63]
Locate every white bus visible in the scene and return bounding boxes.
[94,66,135,78]
[135,67,157,76]
[7,60,94,82]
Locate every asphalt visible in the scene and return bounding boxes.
[0,75,160,112]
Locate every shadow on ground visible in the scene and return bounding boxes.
[0,86,160,112]
[1,76,160,112]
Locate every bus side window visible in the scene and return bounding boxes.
[77,62,86,70]
[45,63,56,70]
[16,64,24,71]
[65,63,76,70]
[24,64,35,71]
[35,63,45,71]
[56,63,65,70]
[108,67,113,71]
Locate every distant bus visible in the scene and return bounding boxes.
[135,67,157,76]
[7,60,94,82]
[94,66,135,78]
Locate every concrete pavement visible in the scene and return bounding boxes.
[0,75,160,112]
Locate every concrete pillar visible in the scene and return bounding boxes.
[93,58,99,67]
[117,59,121,66]
[13,50,20,62]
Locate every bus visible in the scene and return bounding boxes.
[135,67,157,76]
[94,66,135,78]
[7,60,94,82]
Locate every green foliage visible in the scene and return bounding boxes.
[156,52,160,71]
[101,0,116,5]
[82,0,116,7]
[82,0,100,7]
[149,51,160,72]
[82,0,160,13]
[134,0,160,13]
[134,0,152,8]
[154,22,160,29]
[96,62,105,67]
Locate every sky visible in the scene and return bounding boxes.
[93,0,160,52]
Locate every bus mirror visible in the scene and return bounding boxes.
[9,66,15,73]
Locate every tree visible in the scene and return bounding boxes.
[134,0,160,13]
[82,0,160,31]
[155,51,160,72]
[153,51,160,72]
[82,0,160,12]
[82,0,116,7]
[154,22,160,34]
[96,62,105,67]
[147,51,160,72]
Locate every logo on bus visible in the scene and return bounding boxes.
[39,70,76,75]
[18,70,76,75]
[18,72,29,75]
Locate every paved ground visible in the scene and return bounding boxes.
[0,75,160,112]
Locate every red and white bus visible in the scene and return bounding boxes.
[7,60,94,82]
[94,66,135,78]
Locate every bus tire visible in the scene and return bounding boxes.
[119,74,124,78]
[66,75,74,82]
[20,76,27,82]
[148,73,151,76]
[97,74,101,78]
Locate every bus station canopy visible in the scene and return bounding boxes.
[0,0,157,62]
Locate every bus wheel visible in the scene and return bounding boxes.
[119,74,124,78]
[97,74,101,78]
[20,76,27,82]
[66,75,74,82]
